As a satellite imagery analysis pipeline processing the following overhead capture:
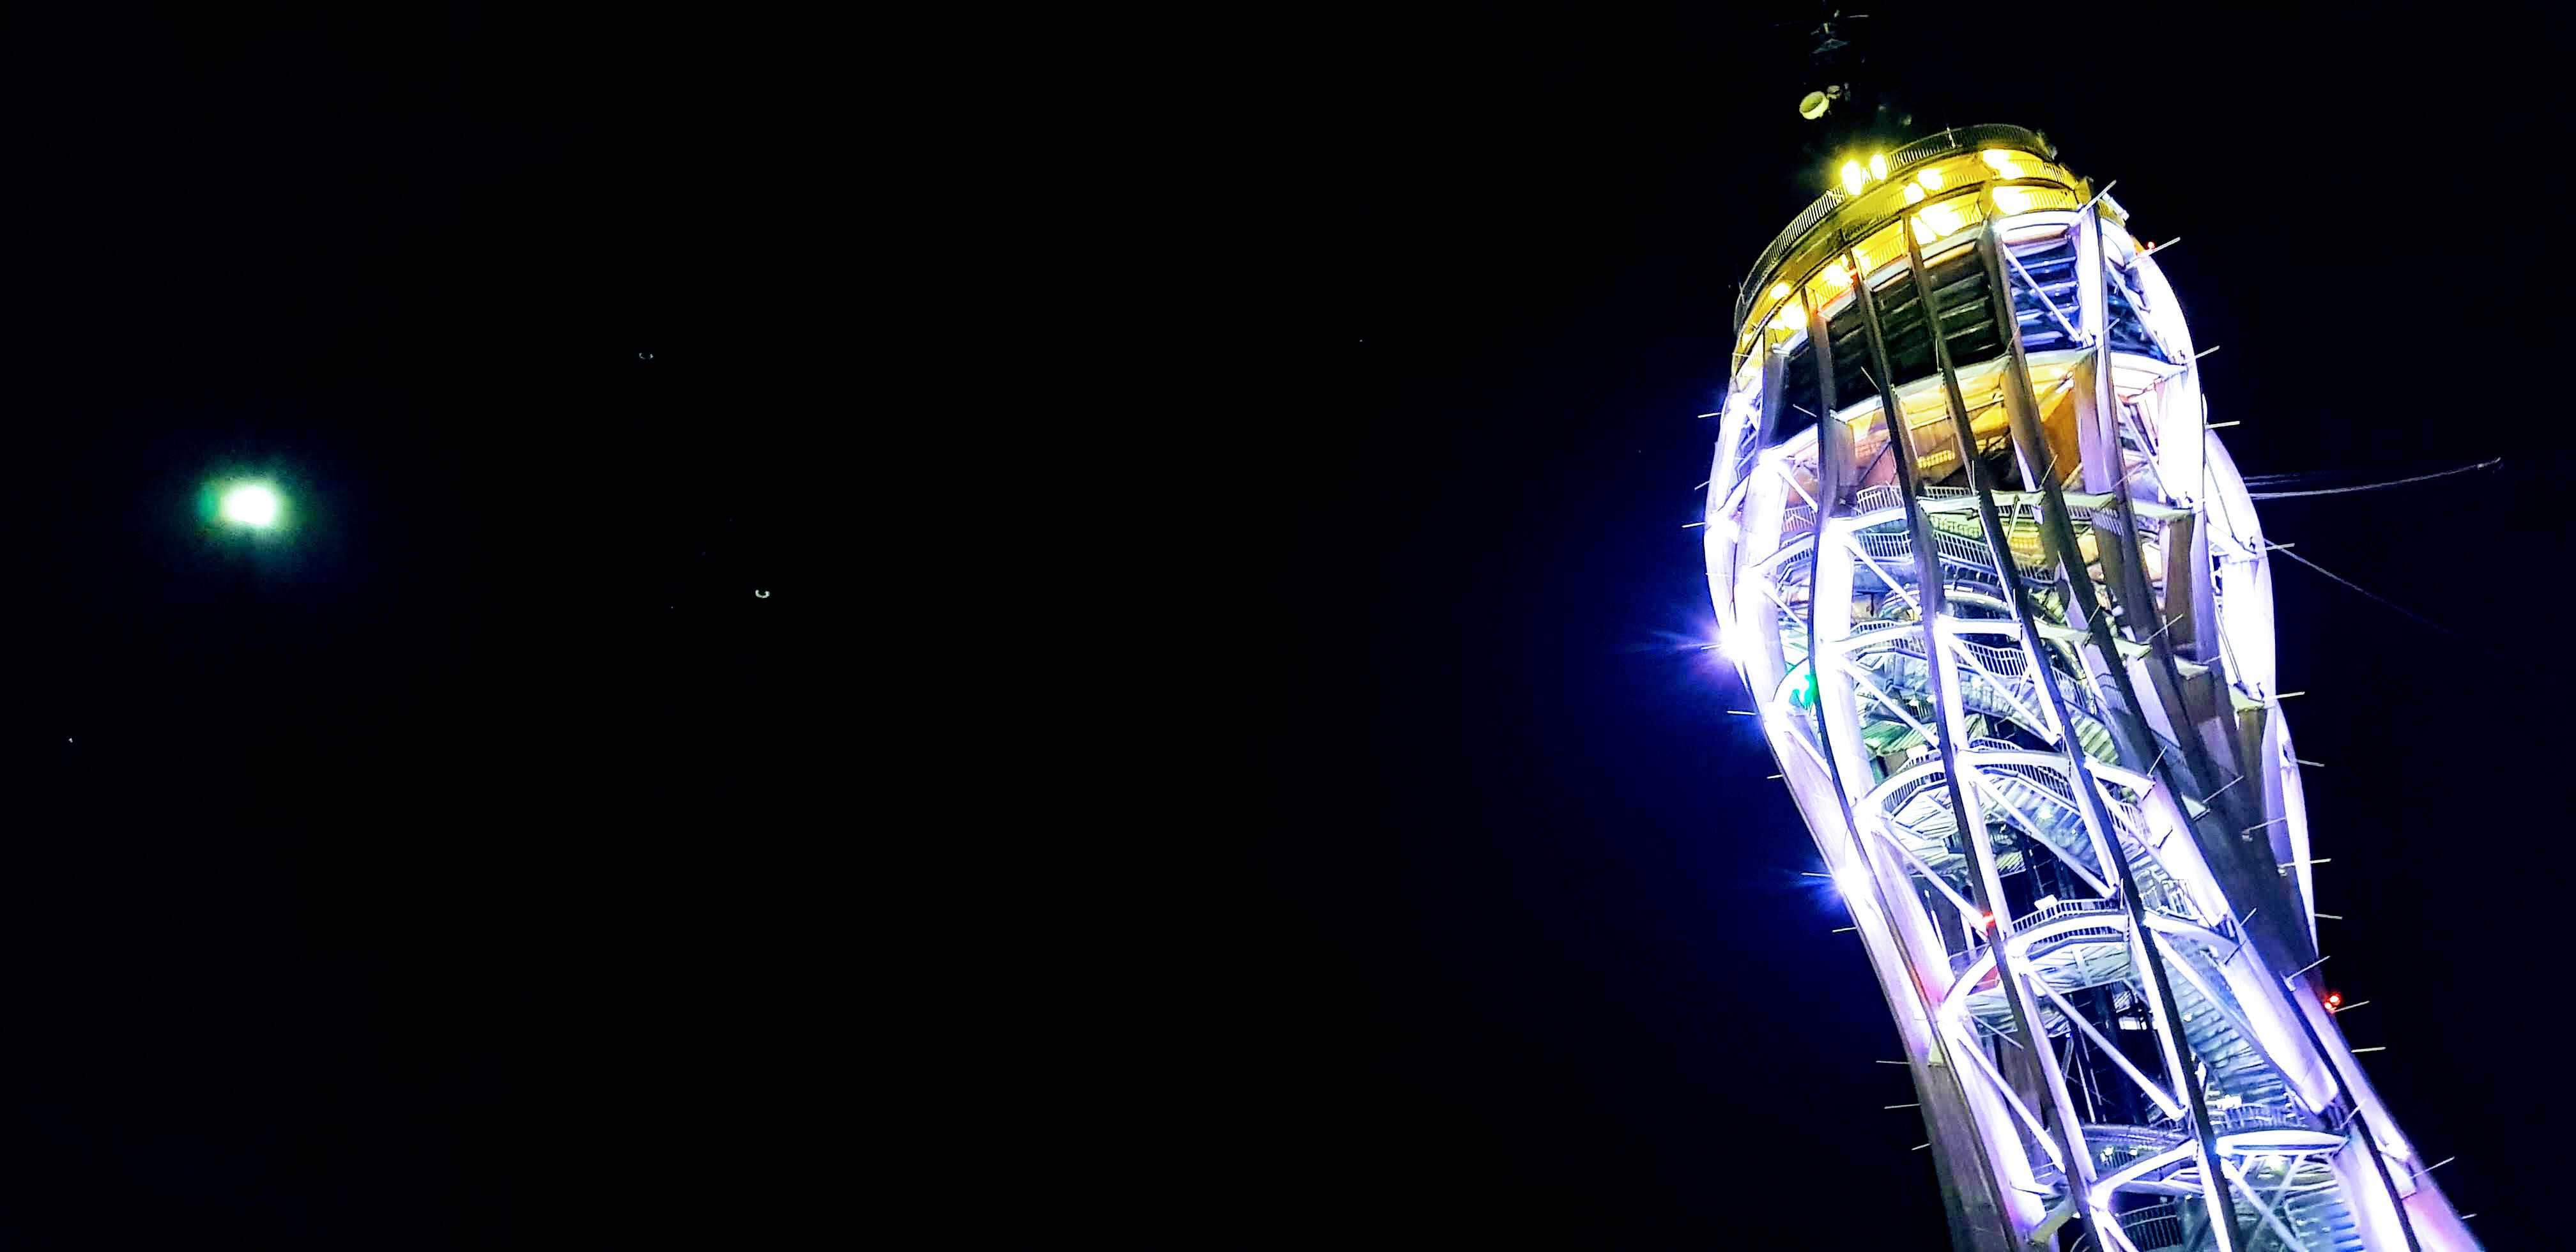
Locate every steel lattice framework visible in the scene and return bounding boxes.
[1703,126,2478,1251]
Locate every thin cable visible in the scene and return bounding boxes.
[2269,547,2465,639]
[2248,458,2501,499]
[2271,544,2573,687]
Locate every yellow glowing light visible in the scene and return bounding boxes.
[1903,183,1925,204]
[1840,160,1867,195]
[1773,302,1804,334]
[1979,149,2024,179]
[1867,153,1889,181]
[1917,167,1944,190]
[1769,282,1792,301]
[1917,202,1964,240]
[1993,186,2035,214]
[1820,261,1851,289]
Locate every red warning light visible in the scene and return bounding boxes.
[1981,912,1995,929]
[2326,993,2343,1009]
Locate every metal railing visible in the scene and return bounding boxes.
[2210,1103,2318,1136]
[1851,482,1972,514]
[1769,548,1816,607]
[2067,1200,2187,1252]
[1853,524,2054,593]
[2014,896,2125,929]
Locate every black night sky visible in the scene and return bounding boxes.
[1239,3,2573,1247]
[0,7,797,1248]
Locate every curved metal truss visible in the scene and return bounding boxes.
[1703,131,2478,1251]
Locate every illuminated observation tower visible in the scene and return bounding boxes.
[1701,126,2478,1251]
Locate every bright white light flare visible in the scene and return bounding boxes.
[220,484,280,528]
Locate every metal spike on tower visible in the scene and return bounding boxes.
[1702,126,2478,1251]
